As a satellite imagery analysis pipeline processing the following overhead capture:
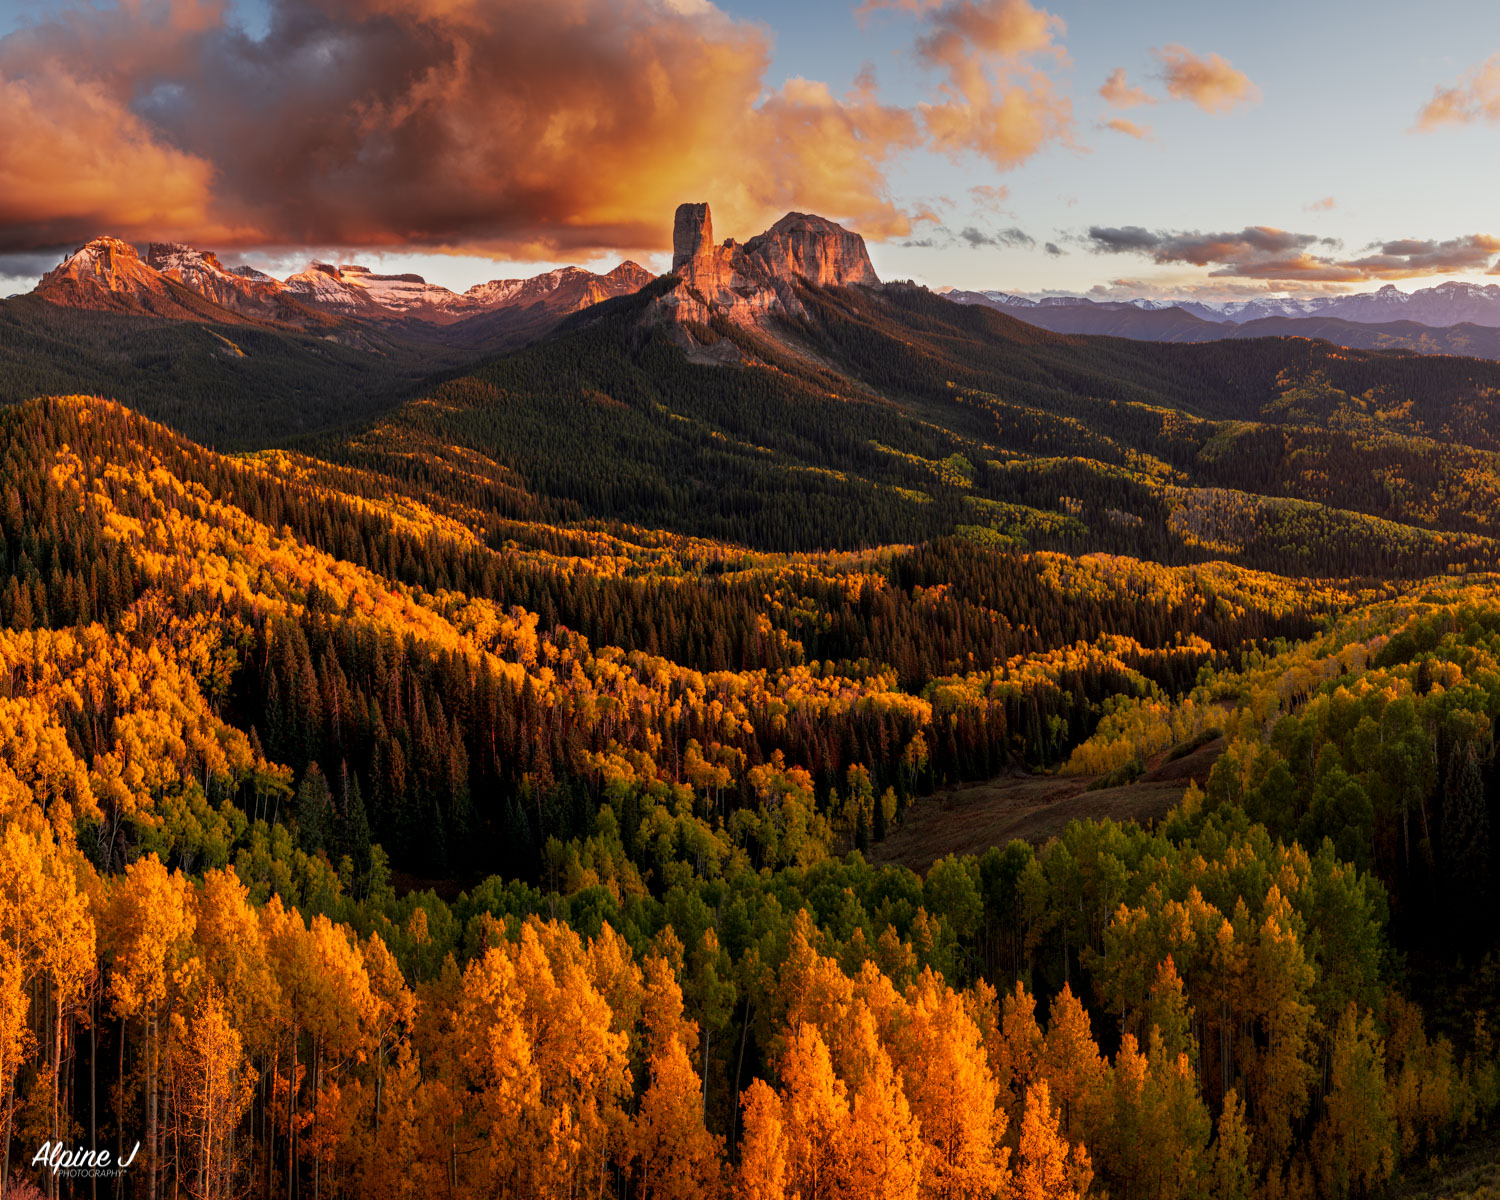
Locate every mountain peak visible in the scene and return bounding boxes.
[38,236,172,303]
[48,236,146,283]
[744,211,879,288]
[32,233,654,337]
[145,242,226,274]
[659,201,880,343]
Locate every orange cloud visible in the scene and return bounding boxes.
[1099,67,1153,108]
[1304,196,1337,213]
[1415,54,1500,129]
[1153,44,1258,114]
[0,0,923,257]
[909,0,1074,170]
[1102,117,1152,140]
[0,64,243,250]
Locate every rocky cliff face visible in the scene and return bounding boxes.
[35,237,260,322]
[39,237,172,303]
[743,212,879,289]
[656,203,879,338]
[144,243,323,324]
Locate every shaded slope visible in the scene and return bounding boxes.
[324,277,1500,576]
[0,295,474,446]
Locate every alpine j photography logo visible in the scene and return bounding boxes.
[31,1141,141,1180]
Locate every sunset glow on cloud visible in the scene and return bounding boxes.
[0,0,1495,300]
[1099,67,1154,109]
[1416,53,1500,129]
[1152,44,1258,114]
[0,0,930,257]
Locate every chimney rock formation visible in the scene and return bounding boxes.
[672,203,716,274]
[659,202,879,341]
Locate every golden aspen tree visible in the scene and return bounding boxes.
[1040,984,1106,1144]
[1211,1089,1254,1200]
[358,931,415,1168]
[103,854,194,1200]
[0,942,31,1200]
[1099,1031,1210,1200]
[192,868,280,1047]
[1013,1081,1093,1200]
[627,1033,725,1200]
[175,990,254,1200]
[1312,1005,1395,1199]
[995,982,1044,1120]
[445,943,538,1194]
[841,1007,923,1200]
[1384,993,1460,1157]
[893,970,1008,1200]
[1097,1032,1147,1195]
[777,1023,849,1200]
[585,923,646,1048]
[0,827,95,1197]
[641,954,695,1062]
[507,919,631,1200]
[1240,888,1315,1165]
[1142,1028,1212,1200]
[775,912,855,1066]
[368,1042,455,1200]
[736,1081,788,1200]
[1145,957,1195,1064]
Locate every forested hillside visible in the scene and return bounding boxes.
[0,297,471,447]
[327,279,1500,576]
[8,274,1500,1199]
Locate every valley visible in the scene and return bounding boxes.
[3,201,1500,1200]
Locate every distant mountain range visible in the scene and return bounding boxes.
[35,232,1500,370]
[32,236,653,344]
[950,281,1500,326]
[1,206,891,443]
[944,281,1500,359]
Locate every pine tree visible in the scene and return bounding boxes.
[1443,744,1491,925]
[294,764,332,855]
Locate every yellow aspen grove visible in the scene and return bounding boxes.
[1,386,1500,1200]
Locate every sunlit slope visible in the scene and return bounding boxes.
[0,394,1353,879]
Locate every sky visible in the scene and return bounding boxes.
[2,0,1499,300]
